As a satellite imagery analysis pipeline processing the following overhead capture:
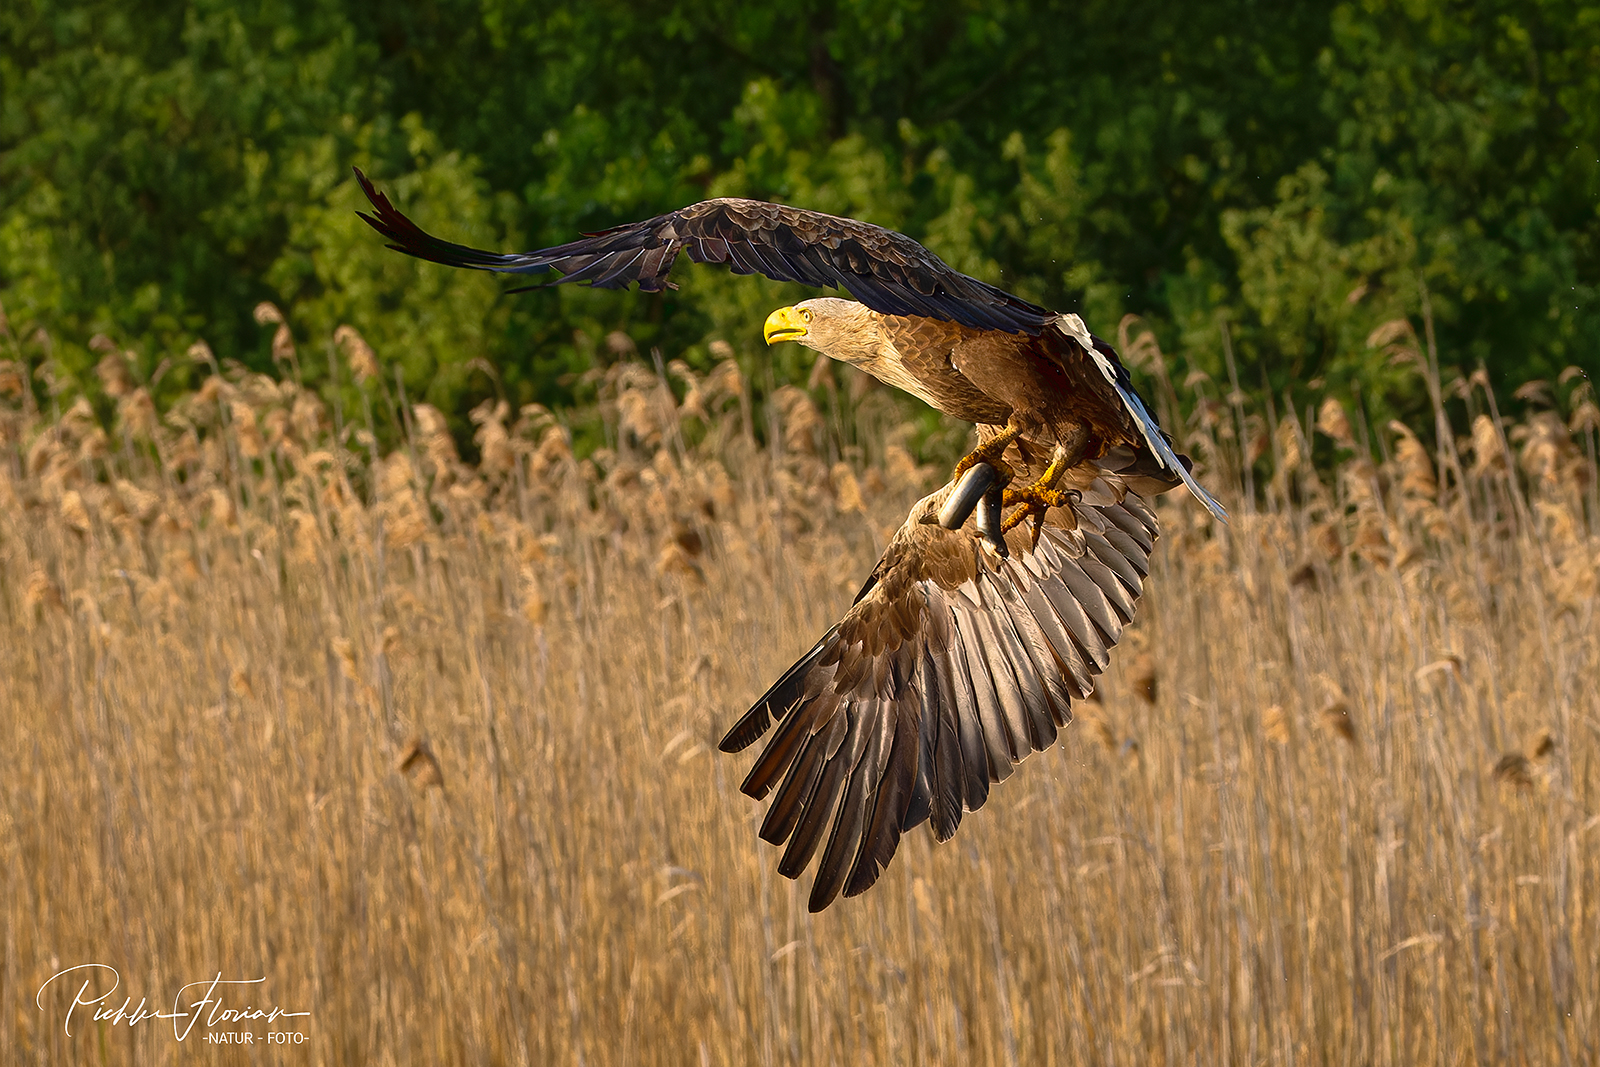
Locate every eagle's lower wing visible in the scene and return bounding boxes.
[353,168,1054,334]
[719,485,1159,912]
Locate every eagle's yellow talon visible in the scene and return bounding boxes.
[952,424,1022,485]
[1001,485,1072,511]
[999,484,1080,541]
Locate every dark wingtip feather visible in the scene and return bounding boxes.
[353,168,532,274]
[779,729,855,881]
[808,704,887,911]
[759,731,830,846]
[719,633,835,753]
[843,693,918,900]
[718,704,772,753]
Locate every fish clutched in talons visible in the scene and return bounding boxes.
[933,462,1011,557]
[974,481,1009,558]
[938,461,1001,530]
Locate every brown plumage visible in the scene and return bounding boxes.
[355,167,1224,519]
[719,475,1160,911]
[353,171,1227,910]
[354,168,1053,333]
[763,298,1225,519]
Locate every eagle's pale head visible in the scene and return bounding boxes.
[763,298,879,364]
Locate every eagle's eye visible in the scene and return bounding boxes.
[799,307,813,323]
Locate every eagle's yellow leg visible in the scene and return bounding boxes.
[1000,425,1088,540]
[952,423,1023,485]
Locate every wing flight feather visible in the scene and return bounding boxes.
[354,168,1056,335]
[718,483,1158,911]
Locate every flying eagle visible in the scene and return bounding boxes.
[354,168,1226,911]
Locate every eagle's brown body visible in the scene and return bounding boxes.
[355,169,1225,911]
[877,312,1139,456]
[848,314,1014,425]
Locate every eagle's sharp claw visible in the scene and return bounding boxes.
[999,484,1081,541]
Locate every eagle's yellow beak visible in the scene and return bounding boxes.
[763,305,810,345]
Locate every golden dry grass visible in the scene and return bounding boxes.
[4,321,1598,1064]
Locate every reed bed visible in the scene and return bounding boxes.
[3,309,1597,1065]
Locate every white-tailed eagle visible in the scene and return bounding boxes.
[355,169,1226,911]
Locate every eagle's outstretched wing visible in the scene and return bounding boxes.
[719,480,1159,912]
[353,168,1054,334]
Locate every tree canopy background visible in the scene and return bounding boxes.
[2,0,1595,433]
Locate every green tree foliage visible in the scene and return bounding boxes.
[2,0,1595,426]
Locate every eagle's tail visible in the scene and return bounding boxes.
[1054,314,1229,524]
